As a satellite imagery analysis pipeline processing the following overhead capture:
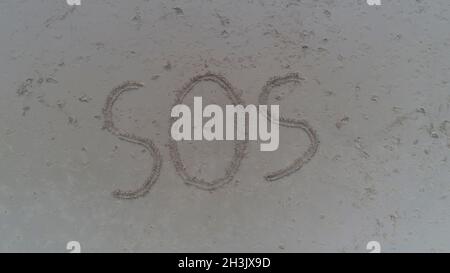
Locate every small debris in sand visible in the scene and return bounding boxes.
[164,61,172,71]
[439,121,450,137]
[78,95,92,103]
[46,78,58,84]
[389,212,400,226]
[416,107,426,114]
[220,30,230,38]
[17,76,56,96]
[22,106,30,116]
[68,116,78,127]
[215,12,230,26]
[17,79,34,96]
[173,7,184,15]
[428,124,439,139]
[57,100,66,109]
[336,116,350,129]
[131,8,143,30]
[430,131,439,139]
[354,137,370,158]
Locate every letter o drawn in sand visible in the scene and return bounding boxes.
[103,81,162,199]
[169,73,248,191]
[259,73,319,181]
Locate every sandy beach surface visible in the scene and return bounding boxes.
[0,0,449,252]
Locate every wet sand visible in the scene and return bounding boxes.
[0,0,450,252]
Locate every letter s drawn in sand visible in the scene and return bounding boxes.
[102,81,162,199]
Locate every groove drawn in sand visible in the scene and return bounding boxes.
[103,81,162,199]
[258,73,319,181]
[44,6,76,28]
[168,73,248,191]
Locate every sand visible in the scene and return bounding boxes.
[0,0,450,252]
